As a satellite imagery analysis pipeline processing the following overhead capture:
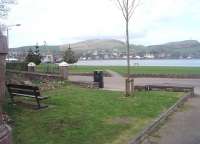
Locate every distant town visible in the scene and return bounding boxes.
[6,39,200,63]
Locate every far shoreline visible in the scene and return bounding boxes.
[75,59,200,67]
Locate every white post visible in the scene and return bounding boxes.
[28,62,36,72]
[59,61,69,79]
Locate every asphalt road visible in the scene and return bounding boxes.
[69,75,200,94]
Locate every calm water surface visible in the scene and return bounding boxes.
[76,59,200,67]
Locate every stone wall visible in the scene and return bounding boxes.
[129,74,200,79]
[6,70,63,83]
[0,56,6,114]
[69,72,111,77]
[0,30,12,144]
[0,32,7,116]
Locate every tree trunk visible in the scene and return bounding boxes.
[126,21,130,79]
[125,0,131,96]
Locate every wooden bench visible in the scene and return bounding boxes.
[7,84,48,109]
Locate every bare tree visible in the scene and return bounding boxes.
[115,0,140,96]
[0,0,16,18]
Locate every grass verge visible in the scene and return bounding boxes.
[70,66,200,75]
[36,64,200,75]
[4,84,183,144]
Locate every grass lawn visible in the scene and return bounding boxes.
[69,66,200,75]
[36,64,200,75]
[5,84,183,144]
[36,63,60,74]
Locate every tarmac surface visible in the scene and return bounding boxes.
[146,96,200,144]
[69,72,200,94]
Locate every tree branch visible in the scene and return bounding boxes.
[128,0,140,19]
[116,0,127,21]
[122,0,128,14]
[0,0,15,17]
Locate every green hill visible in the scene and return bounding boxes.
[61,39,126,52]
[144,40,200,58]
[10,39,200,59]
[12,45,60,54]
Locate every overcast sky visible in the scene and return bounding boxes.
[3,0,200,47]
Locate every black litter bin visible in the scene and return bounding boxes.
[98,71,104,88]
[94,70,99,82]
[93,70,104,88]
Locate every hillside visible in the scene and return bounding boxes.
[10,39,125,53]
[9,39,200,59]
[60,39,126,52]
[144,40,200,58]
[11,45,60,54]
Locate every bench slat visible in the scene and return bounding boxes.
[8,88,40,96]
[7,84,39,90]
[11,93,48,100]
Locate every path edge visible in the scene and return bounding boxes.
[129,91,194,144]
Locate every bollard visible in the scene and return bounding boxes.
[28,62,36,72]
[99,71,104,88]
[125,78,135,96]
[131,78,135,95]
[59,61,69,79]
[125,78,130,96]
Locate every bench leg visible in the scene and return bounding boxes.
[35,97,41,109]
[34,99,48,110]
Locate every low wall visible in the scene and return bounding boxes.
[6,70,63,82]
[135,85,194,93]
[69,72,111,77]
[6,70,100,89]
[128,74,200,79]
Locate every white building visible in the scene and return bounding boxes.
[43,54,54,63]
[144,53,155,59]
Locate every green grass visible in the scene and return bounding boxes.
[36,64,59,74]
[111,66,200,75]
[36,64,200,75]
[5,84,183,144]
[69,66,200,75]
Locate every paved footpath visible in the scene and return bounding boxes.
[69,72,200,94]
[144,95,200,144]
[69,71,200,144]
